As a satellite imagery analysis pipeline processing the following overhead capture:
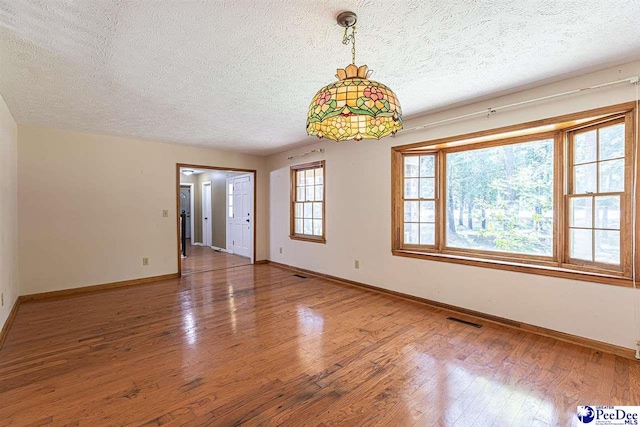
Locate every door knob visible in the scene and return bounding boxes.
[246,219,250,223]
[205,217,208,220]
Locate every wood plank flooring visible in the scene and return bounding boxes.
[181,241,250,275]
[0,264,638,426]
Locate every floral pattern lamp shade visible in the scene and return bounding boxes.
[306,64,403,141]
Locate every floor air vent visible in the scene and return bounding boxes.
[292,274,308,279]
[447,317,482,328]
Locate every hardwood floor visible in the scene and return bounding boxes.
[0,264,638,426]
[181,240,251,275]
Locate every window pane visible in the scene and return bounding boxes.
[295,219,303,234]
[305,169,315,185]
[445,139,554,256]
[314,168,324,185]
[297,171,305,186]
[306,186,315,201]
[297,186,305,202]
[569,197,592,228]
[229,206,233,218]
[404,201,419,222]
[313,202,322,219]
[295,202,303,218]
[404,223,419,244]
[594,196,620,230]
[404,178,418,199]
[574,130,597,164]
[574,163,597,194]
[594,230,620,264]
[420,201,435,222]
[315,185,323,201]
[303,202,312,219]
[419,155,435,177]
[599,123,624,160]
[419,178,435,199]
[404,156,419,177]
[313,219,323,236]
[303,219,312,235]
[420,223,435,245]
[599,158,624,193]
[570,228,592,261]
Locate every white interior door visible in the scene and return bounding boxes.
[202,182,212,246]
[180,187,191,239]
[227,175,252,259]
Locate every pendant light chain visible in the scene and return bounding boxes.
[342,25,356,65]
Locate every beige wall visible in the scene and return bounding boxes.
[267,60,640,350]
[18,126,267,295]
[209,172,228,249]
[0,93,18,330]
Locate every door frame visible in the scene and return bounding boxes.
[201,181,212,247]
[179,182,195,242]
[176,163,258,277]
[226,173,255,263]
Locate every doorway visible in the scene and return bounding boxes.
[177,164,256,276]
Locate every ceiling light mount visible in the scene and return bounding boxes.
[337,11,357,28]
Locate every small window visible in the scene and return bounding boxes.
[566,119,627,269]
[403,154,437,246]
[291,161,325,243]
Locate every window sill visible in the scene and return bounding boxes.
[392,249,633,288]
[290,234,326,244]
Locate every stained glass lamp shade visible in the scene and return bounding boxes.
[306,64,402,142]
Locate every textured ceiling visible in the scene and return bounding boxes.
[1,1,640,155]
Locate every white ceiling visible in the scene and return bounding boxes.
[1,1,639,155]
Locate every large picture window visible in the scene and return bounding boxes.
[392,103,637,286]
[445,137,554,256]
[290,161,325,243]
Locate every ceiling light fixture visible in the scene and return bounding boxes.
[182,170,194,176]
[306,11,402,142]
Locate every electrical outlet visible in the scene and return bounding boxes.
[162,210,169,217]
[142,257,150,266]
[354,260,360,269]
[279,247,283,254]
